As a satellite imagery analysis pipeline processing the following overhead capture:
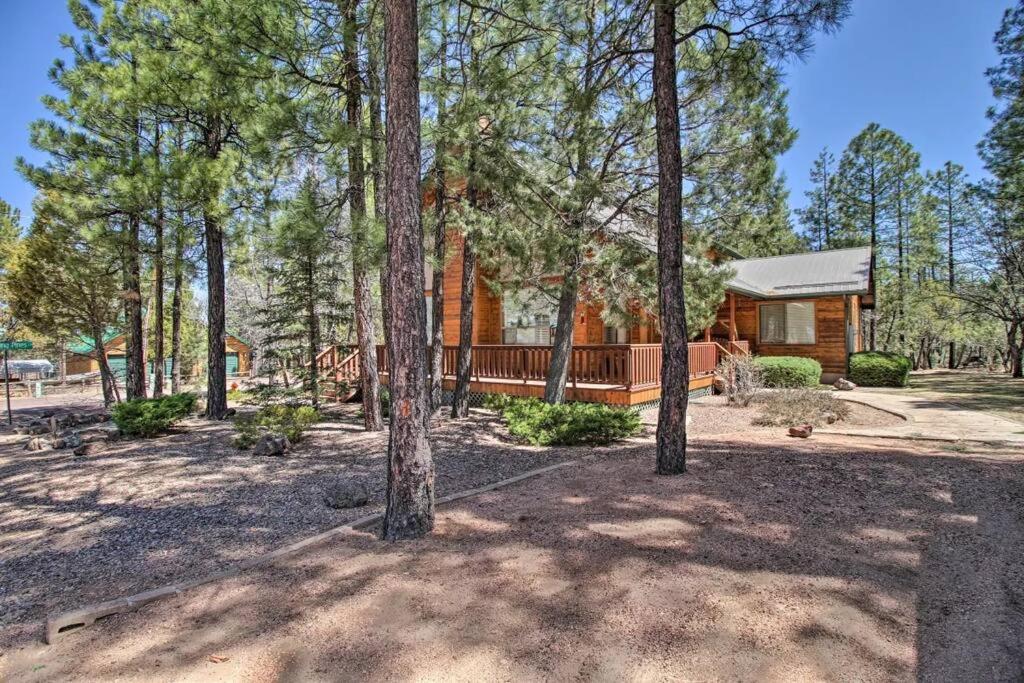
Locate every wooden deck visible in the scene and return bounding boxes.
[315,341,748,406]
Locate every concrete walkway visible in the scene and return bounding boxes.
[819,389,1024,445]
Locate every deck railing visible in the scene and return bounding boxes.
[321,341,732,390]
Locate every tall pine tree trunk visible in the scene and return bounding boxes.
[346,0,383,431]
[451,222,476,418]
[126,214,146,399]
[543,266,579,404]
[382,0,434,540]
[653,0,688,475]
[91,320,117,407]
[430,166,446,412]
[203,115,228,420]
[305,254,320,409]
[171,208,184,395]
[368,14,389,349]
[896,178,905,348]
[1010,322,1023,379]
[869,176,877,351]
[152,124,166,398]
[947,167,956,369]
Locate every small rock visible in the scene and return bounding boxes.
[788,424,813,438]
[78,431,109,444]
[25,424,52,435]
[323,480,370,509]
[833,378,857,391]
[712,376,726,394]
[25,437,51,451]
[253,434,289,457]
[224,408,237,418]
[74,442,107,457]
[823,411,839,424]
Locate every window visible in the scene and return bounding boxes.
[759,302,815,344]
[502,289,556,344]
[603,325,629,344]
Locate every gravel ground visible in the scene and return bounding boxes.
[4,433,1023,681]
[0,405,586,650]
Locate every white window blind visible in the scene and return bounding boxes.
[502,289,556,345]
[760,302,815,344]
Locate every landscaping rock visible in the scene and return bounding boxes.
[224,408,237,418]
[823,411,839,424]
[25,437,51,451]
[323,480,371,510]
[78,430,110,444]
[788,424,813,438]
[253,434,289,457]
[833,378,857,391]
[74,442,107,457]
[712,375,726,394]
[52,434,83,450]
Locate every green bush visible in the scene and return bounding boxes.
[492,397,641,446]
[753,387,850,427]
[848,351,911,387]
[754,356,822,388]
[482,393,516,412]
[234,404,321,449]
[112,392,197,438]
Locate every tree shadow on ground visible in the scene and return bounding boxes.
[5,434,1024,681]
[900,370,1024,425]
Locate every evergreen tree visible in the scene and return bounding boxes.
[797,148,838,250]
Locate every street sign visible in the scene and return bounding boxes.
[2,341,32,424]
[0,341,32,351]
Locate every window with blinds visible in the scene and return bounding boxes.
[759,302,815,344]
[502,288,556,345]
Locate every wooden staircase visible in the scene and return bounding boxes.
[313,345,362,402]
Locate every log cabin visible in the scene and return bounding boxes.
[67,331,253,379]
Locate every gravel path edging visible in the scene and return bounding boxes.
[43,459,578,645]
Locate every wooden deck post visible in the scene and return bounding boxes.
[704,327,711,342]
[729,292,737,342]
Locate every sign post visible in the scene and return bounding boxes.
[0,341,34,425]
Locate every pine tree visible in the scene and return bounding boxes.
[382,0,435,540]
[926,162,973,368]
[797,148,838,250]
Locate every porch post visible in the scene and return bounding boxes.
[729,292,737,342]
[703,327,711,342]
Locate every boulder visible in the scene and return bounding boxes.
[224,407,237,418]
[788,424,813,438]
[74,442,107,457]
[323,480,371,510]
[253,434,289,457]
[833,377,857,391]
[77,430,110,444]
[25,437,51,451]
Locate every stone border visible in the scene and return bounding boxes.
[43,459,577,644]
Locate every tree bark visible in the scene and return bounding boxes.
[91,321,117,406]
[382,0,435,540]
[653,0,688,475]
[430,169,446,412]
[946,164,957,369]
[346,0,384,431]
[1010,323,1023,379]
[543,267,579,404]
[152,124,166,398]
[305,254,320,408]
[171,209,184,395]
[125,213,146,399]
[367,12,390,352]
[203,116,228,420]
[451,227,476,418]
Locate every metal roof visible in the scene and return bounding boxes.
[726,247,872,299]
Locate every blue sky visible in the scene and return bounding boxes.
[0,0,1014,225]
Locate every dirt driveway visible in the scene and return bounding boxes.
[5,433,1023,682]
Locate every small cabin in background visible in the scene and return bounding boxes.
[67,331,253,380]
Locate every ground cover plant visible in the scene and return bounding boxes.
[754,357,822,388]
[234,404,322,449]
[485,395,641,446]
[753,387,850,427]
[111,393,197,437]
[849,351,912,387]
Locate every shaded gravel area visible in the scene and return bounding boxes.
[5,434,1024,681]
[0,405,583,650]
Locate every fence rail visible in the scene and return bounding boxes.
[319,341,747,390]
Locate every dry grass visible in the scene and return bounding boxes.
[753,388,851,427]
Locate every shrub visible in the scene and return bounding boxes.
[493,397,641,446]
[754,356,822,388]
[753,388,850,427]
[482,393,516,412]
[848,351,911,387]
[112,392,197,438]
[234,404,322,449]
[716,354,763,406]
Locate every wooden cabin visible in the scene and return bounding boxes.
[67,332,253,380]
[316,180,873,405]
